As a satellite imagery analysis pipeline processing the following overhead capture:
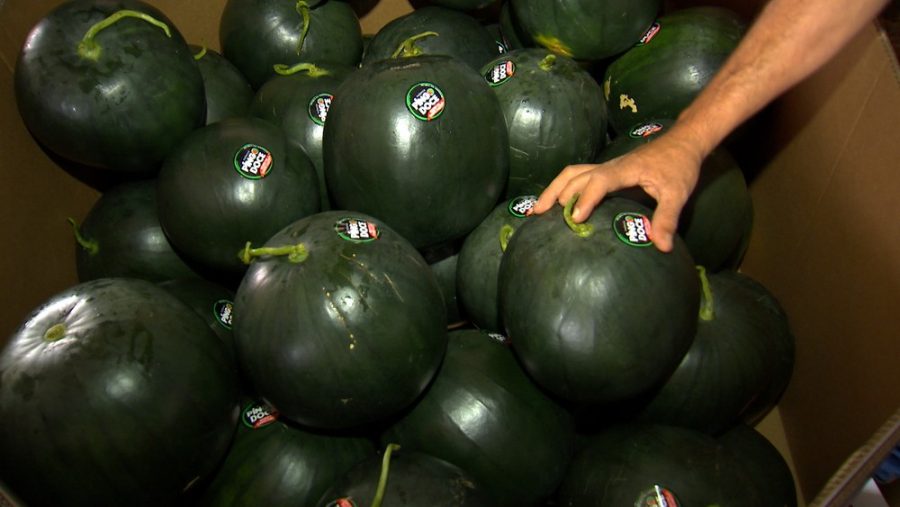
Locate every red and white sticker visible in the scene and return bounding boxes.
[406,82,445,121]
[234,144,273,179]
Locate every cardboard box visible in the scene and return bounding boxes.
[1,0,898,505]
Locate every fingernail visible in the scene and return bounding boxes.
[573,207,581,221]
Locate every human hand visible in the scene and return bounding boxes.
[531,131,706,253]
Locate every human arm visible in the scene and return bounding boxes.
[531,0,890,252]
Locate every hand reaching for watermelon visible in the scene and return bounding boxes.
[532,125,704,253]
[534,0,890,253]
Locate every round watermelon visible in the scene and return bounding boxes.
[480,48,608,198]
[233,211,448,429]
[220,0,363,89]
[603,6,746,134]
[157,116,320,276]
[0,278,239,506]
[15,0,205,172]
[323,54,508,250]
[498,197,699,405]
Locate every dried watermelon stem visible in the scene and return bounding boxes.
[78,10,172,61]
[67,217,99,256]
[273,62,331,77]
[296,1,311,55]
[563,194,594,238]
[539,54,557,71]
[499,224,515,252]
[239,242,309,264]
[372,443,401,507]
[697,265,715,321]
[391,31,440,58]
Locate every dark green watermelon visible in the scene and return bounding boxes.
[728,272,794,426]
[498,1,533,51]
[156,116,320,276]
[718,424,798,507]
[510,0,660,61]
[250,62,355,211]
[603,7,746,134]
[598,120,754,272]
[158,277,237,366]
[190,45,254,125]
[498,197,698,405]
[0,278,239,506]
[316,446,494,507]
[233,211,447,429]
[428,249,465,327]
[15,0,206,172]
[323,54,508,250]
[426,0,499,11]
[381,329,574,506]
[456,195,536,332]
[70,179,203,283]
[621,267,781,435]
[557,424,763,506]
[199,399,375,507]
[220,0,363,89]
[481,49,607,198]
[362,6,499,70]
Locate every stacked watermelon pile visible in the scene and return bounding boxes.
[1,0,798,505]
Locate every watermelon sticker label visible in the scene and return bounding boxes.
[234,144,273,179]
[325,499,356,507]
[213,299,233,329]
[614,212,653,247]
[308,93,334,126]
[335,218,380,243]
[485,60,515,87]
[630,122,665,138]
[406,82,445,121]
[487,332,510,345]
[635,485,680,507]
[638,22,661,45]
[242,401,279,429]
[495,39,508,54]
[508,195,538,217]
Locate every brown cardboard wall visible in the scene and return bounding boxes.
[740,22,900,500]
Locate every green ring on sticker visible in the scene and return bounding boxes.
[507,195,538,218]
[212,299,233,330]
[308,92,334,126]
[233,143,274,180]
[335,217,380,243]
[634,485,680,507]
[613,212,654,247]
[485,60,516,87]
[629,121,665,139]
[406,82,445,121]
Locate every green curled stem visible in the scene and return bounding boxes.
[67,217,99,256]
[193,46,208,60]
[563,194,593,238]
[273,62,331,77]
[391,31,439,58]
[696,265,715,321]
[238,241,308,265]
[499,224,515,252]
[539,54,557,71]
[77,10,172,61]
[296,1,311,55]
[372,443,401,507]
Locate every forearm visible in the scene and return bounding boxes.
[669,0,889,158]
